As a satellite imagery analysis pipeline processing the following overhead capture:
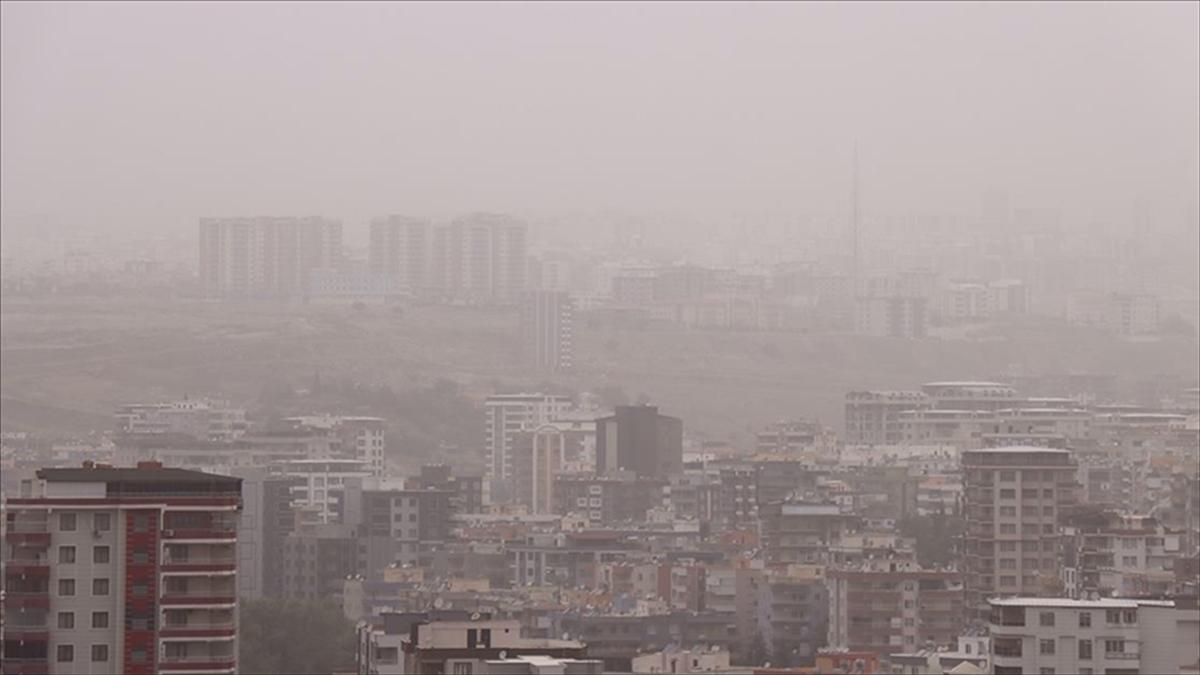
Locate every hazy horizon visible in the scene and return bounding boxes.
[2,1,1198,243]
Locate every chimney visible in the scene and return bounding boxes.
[136,460,164,470]
[82,460,95,469]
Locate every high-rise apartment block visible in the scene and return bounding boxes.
[198,216,342,299]
[520,289,574,373]
[368,215,429,294]
[431,213,528,304]
[483,394,572,502]
[2,462,242,675]
[595,405,683,479]
[962,446,1078,619]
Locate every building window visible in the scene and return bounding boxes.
[1078,639,1092,660]
[999,489,1015,499]
[58,612,75,629]
[59,513,77,531]
[1039,639,1055,655]
[1106,609,1121,624]
[57,645,74,662]
[453,664,473,675]
[1079,612,1091,628]
[59,546,76,564]
[133,515,150,532]
[1039,669,1055,675]
[93,578,110,596]
[1105,639,1125,655]
[93,513,111,531]
[1122,609,1136,624]
[133,550,150,564]
[131,649,148,663]
[58,579,76,596]
[91,645,109,662]
[93,546,110,564]
[999,471,1015,482]
[133,582,149,596]
[92,612,109,629]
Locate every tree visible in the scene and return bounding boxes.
[899,513,965,568]
[238,598,357,674]
[736,632,770,667]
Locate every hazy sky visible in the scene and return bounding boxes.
[2,1,1197,238]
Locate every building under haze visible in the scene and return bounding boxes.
[484,394,572,503]
[520,289,574,374]
[198,216,342,300]
[430,213,528,304]
[594,405,683,479]
[368,215,430,295]
[2,462,242,674]
[961,446,1079,619]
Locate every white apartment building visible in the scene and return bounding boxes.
[274,458,374,524]
[285,415,386,477]
[989,597,1200,675]
[115,399,247,442]
[483,394,572,500]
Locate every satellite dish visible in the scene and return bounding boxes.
[470,612,481,621]
[562,632,570,641]
[499,651,507,660]
[433,598,446,610]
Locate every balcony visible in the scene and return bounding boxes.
[4,592,50,610]
[162,528,236,542]
[159,625,238,639]
[161,559,238,575]
[0,660,49,675]
[161,592,237,606]
[4,530,50,547]
[158,657,237,673]
[5,556,50,576]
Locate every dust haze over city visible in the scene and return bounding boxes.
[1,2,1198,675]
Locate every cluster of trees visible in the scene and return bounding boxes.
[899,513,964,568]
[239,598,357,675]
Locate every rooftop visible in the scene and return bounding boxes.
[38,463,240,487]
[989,597,1147,609]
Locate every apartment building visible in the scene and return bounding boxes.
[2,462,242,675]
[989,597,1200,675]
[114,399,247,442]
[827,560,963,656]
[756,565,830,667]
[510,425,565,515]
[520,289,574,374]
[759,500,854,565]
[368,215,430,293]
[754,420,830,454]
[961,447,1079,619]
[284,415,387,477]
[430,213,528,304]
[844,390,929,445]
[854,295,928,339]
[198,216,342,299]
[274,458,375,524]
[594,405,683,479]
[484,394,572,503]
[553,472,666,525]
